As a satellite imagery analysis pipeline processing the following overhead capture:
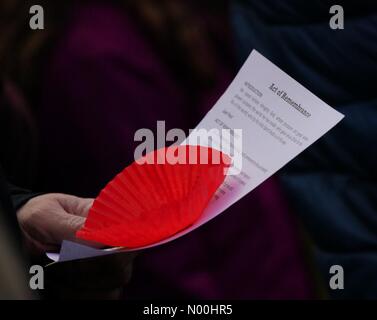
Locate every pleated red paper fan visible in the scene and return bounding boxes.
[76,145,231,248]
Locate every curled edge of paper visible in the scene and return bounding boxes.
[46,241,129,263]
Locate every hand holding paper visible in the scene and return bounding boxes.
[17,193,93,255]
[49,50,344,262]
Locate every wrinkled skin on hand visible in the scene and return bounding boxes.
[17,193,137,299]
[17,193,93,255]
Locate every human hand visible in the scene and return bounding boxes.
[17,193,137,299]
[17,193,93,256]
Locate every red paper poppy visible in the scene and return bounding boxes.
[76,145,231,248]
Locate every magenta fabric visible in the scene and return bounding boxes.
[36,2,314,298]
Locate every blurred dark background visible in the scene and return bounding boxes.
[0,0,376,299]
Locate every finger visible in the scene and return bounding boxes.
[40,209,103,248]
[73,198,94,218]
[17,194,93,248]
[48,212,86,243]
[56,194,94,217]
